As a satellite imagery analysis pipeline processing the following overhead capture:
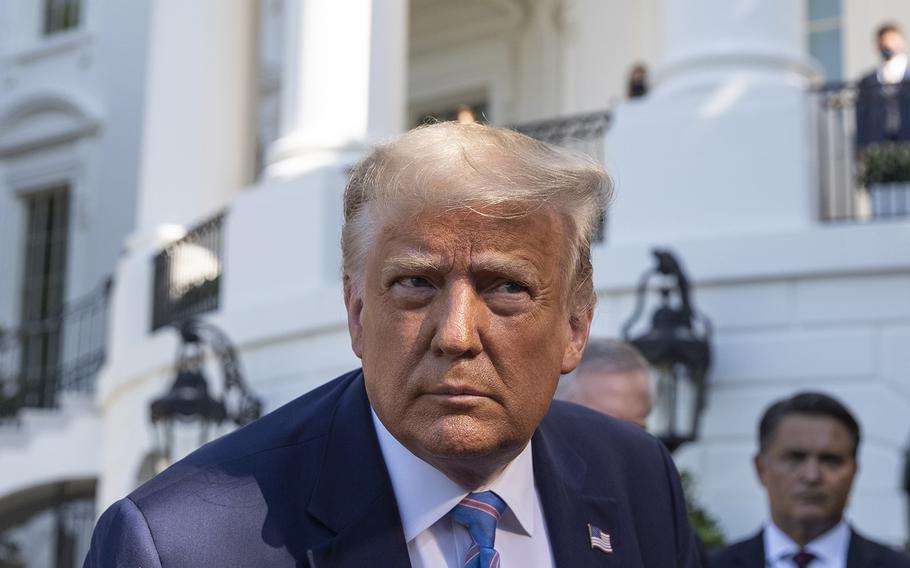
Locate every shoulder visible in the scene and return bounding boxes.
[543,399,657,451]
[84,497,162,568]
[539,400,676,503]
[88,369,367,564]
[859,70,879,87]
[541,399,668,474]
[850,529,910,567]
[710,531,764,567]
[132,369,361,499]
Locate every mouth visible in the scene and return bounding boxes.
[425,384,494,403]
[794,492,828,505]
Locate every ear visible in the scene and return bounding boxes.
[560,307,593,374]
[754,453,767,488]
[343,274,365,359]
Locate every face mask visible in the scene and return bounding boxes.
[881,47,896,61]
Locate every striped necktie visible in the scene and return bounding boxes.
[450,491,507,568]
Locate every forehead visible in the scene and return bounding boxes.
[767,414,854,454]
[369,205,570,266]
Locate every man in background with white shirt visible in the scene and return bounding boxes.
[856,23,910,152]
[711,392,910,568]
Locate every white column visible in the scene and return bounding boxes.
[133,0,255,244]
[98,1,255,507]
[605,0,816,245]
[657,0,812,93]
[267,0,408,178]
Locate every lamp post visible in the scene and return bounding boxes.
[150,319,262,467]
[621,249,712,453]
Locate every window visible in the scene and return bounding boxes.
[19,187,70,408]
[807,0,843,82]
[43,0,81,35]
[0,481,95,568]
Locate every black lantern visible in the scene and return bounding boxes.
[150,319,262,467]
[622,250,712,453]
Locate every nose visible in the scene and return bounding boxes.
[430,281,484,358]
[800,457,822,484]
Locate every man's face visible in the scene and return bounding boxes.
[572,367,651,428]
[755,414,857,538]
[345,206,590,476]
[879,30,906,60]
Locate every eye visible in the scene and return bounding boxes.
[782,451,807,465]
[493,281,529,294]
[399,276,433,288]
[820,454,846,466]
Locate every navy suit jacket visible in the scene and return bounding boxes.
[710,528,910,568]
[84,369,699,567]
[856,68,910,151]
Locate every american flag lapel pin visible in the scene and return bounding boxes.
[588,523,614,554]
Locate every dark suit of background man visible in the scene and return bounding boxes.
[711,392,910,568]
[856,23,910,152]
[84,123,700,567]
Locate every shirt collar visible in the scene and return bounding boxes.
[764,519,851,565]
[371,408,537,542]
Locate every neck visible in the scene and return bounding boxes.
[776,517,840,547]
[420,449,519,490]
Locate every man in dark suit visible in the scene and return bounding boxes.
[711,392,910,568]
[84,123,700,567]
[856,23,910,152]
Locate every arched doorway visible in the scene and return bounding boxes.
[0,479,95,568]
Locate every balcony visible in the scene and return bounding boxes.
[813,80,910,222]
[151,212,225,331]
[511,110,612,241]
[0,279,111,420]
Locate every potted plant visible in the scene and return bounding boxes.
[857,142,910,218]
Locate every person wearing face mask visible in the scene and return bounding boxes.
[856,23,910,152]
[627,63,649,99]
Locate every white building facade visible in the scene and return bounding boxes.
[1,0,909,565]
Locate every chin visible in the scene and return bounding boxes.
[420,415,514,459]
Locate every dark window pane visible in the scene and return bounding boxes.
[810,28,843,82]
[809,0,841,21]
[43,0,81,35]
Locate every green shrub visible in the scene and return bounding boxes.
[680,470,726,549]
[858,143,910,186]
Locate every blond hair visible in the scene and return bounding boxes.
[342,122,612,318]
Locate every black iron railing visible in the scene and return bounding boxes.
[512,110,611,162]
[511,110,612,241]
[151,212,225,331]
[0,278,112,420]
[813,80,910,222]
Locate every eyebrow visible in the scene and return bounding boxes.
[470,254,538,278]
[380,254,444,279]
[379,252,538,280]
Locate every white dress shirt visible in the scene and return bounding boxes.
[371,409,555,568]
[763,519,851,568]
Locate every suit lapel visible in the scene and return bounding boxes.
[846,529,881,568]
[734,532,766,568]
[532,419,627,566]
[305,372,410,567]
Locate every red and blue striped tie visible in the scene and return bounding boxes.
[450,491,507,568]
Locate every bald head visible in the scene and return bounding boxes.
[559,339,652,427]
